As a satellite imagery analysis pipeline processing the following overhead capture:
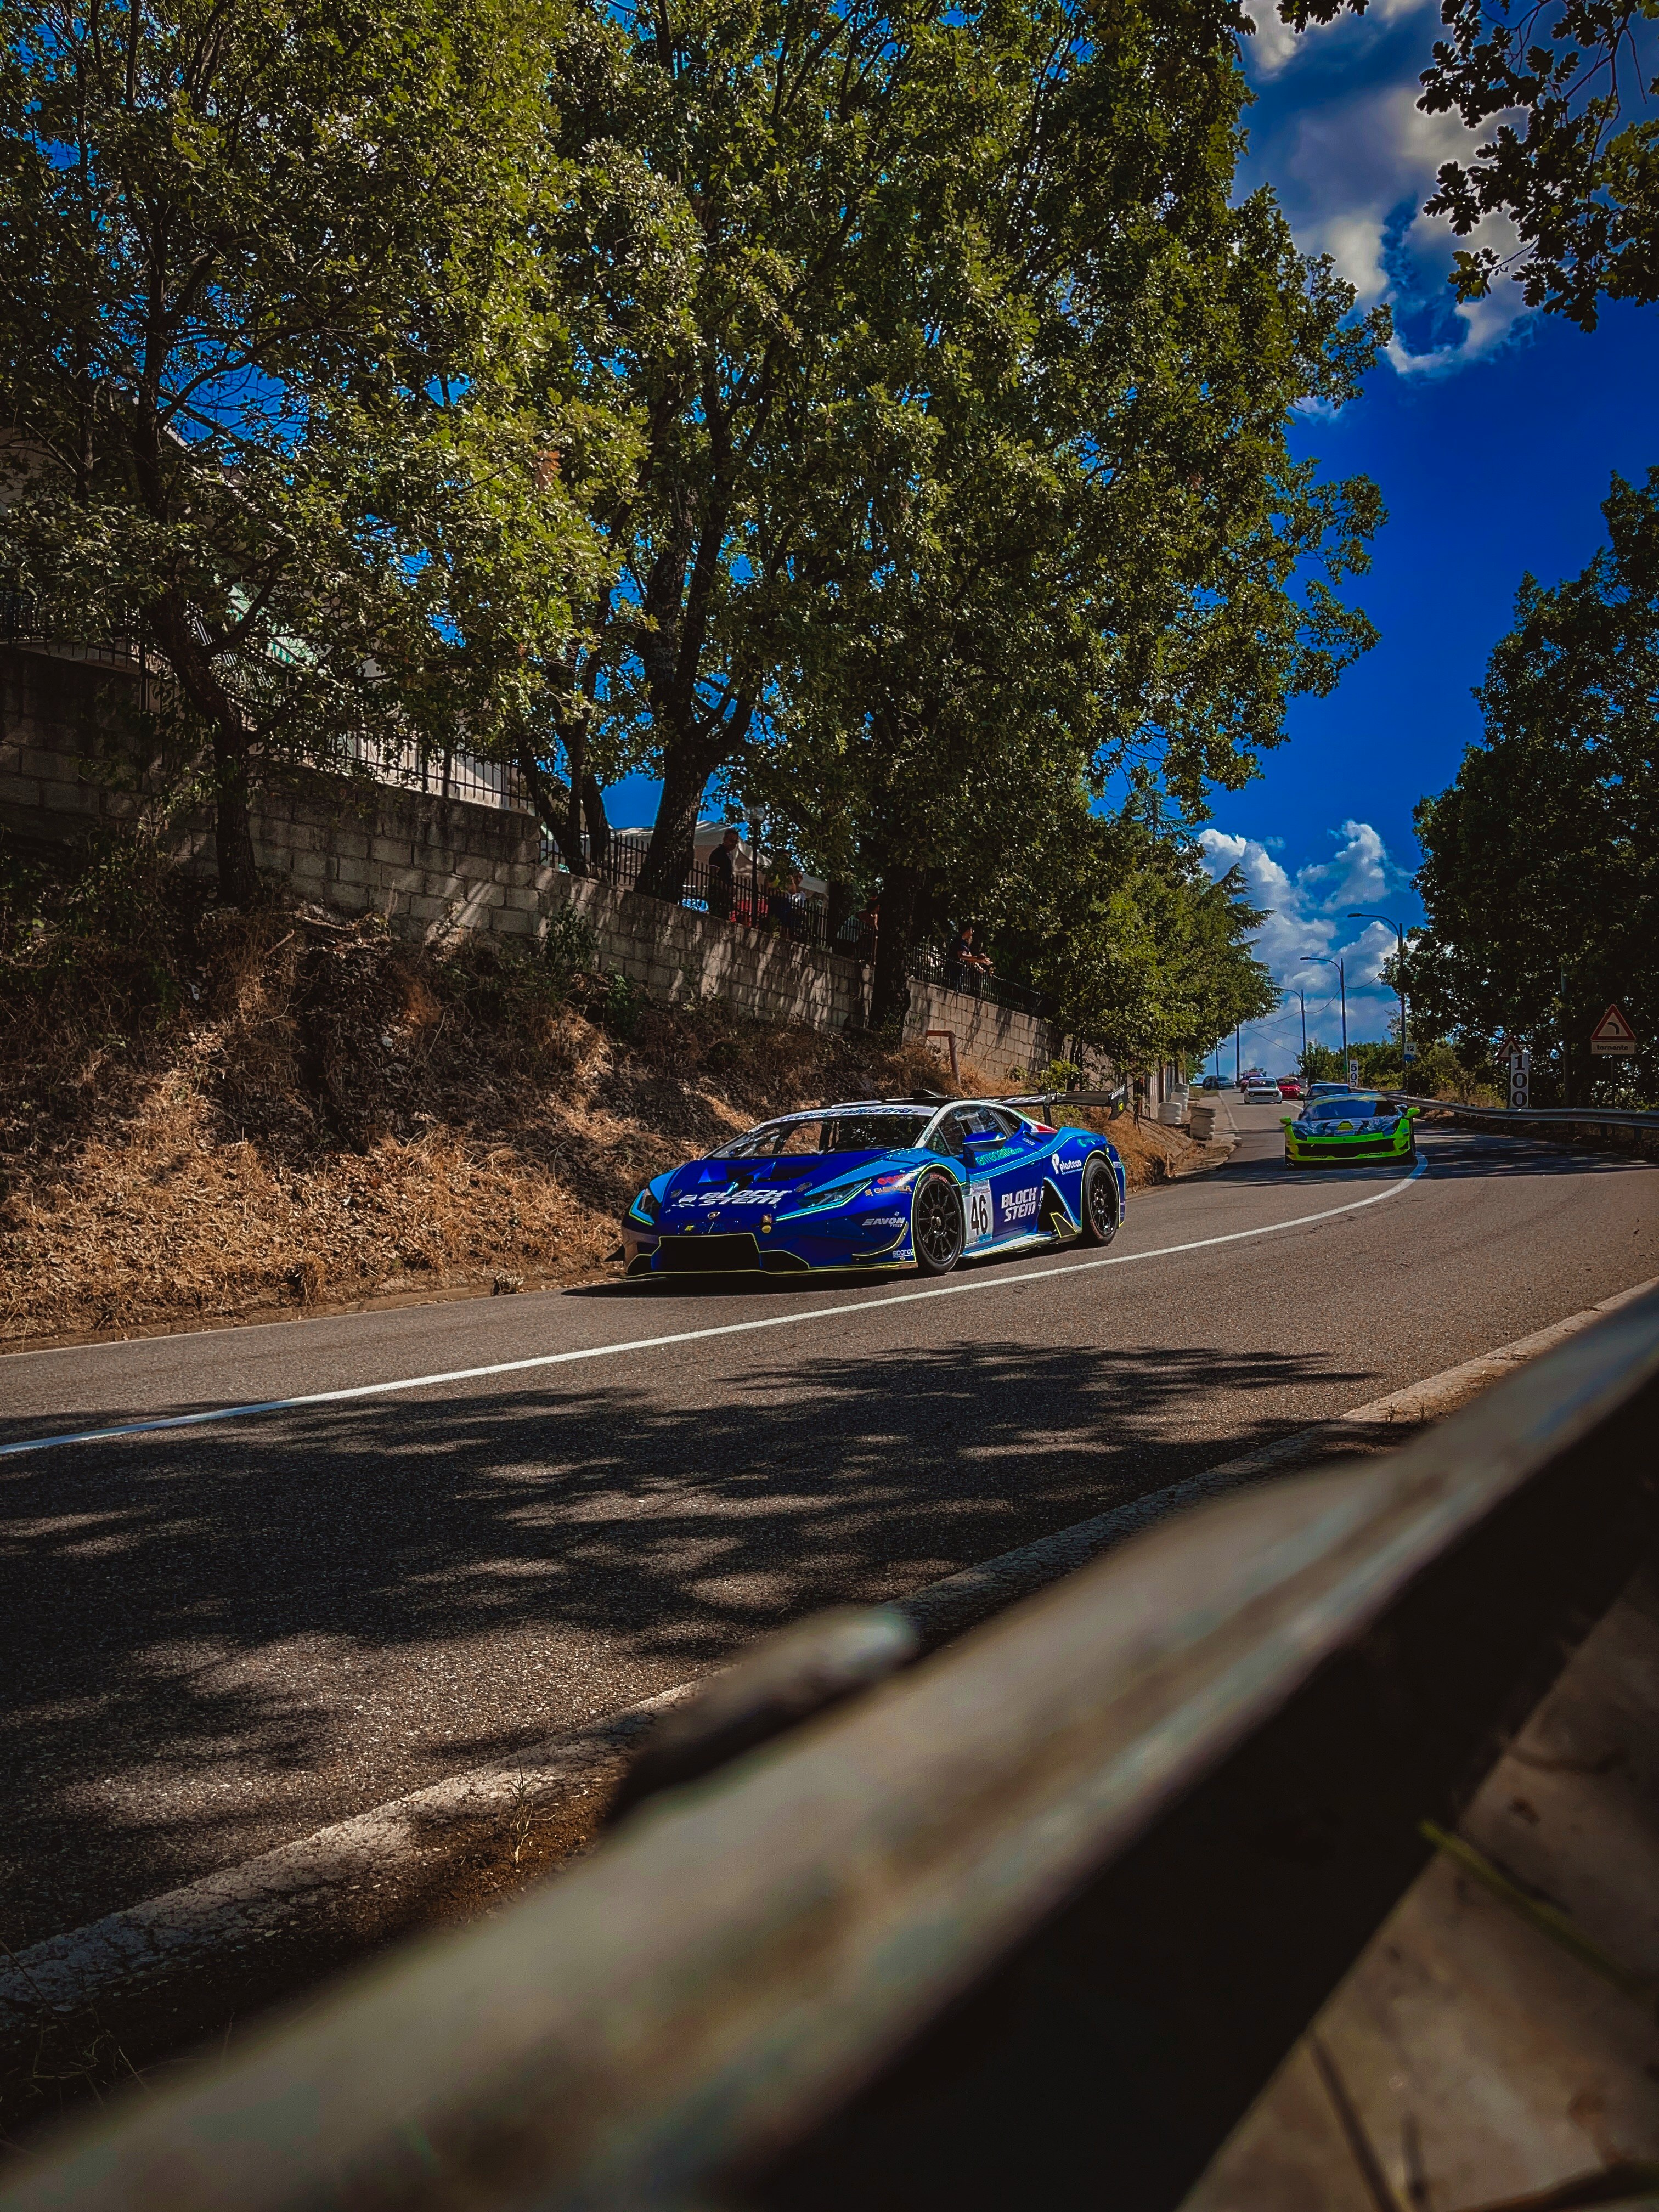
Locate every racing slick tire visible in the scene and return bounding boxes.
[1079,1153,1120,1247]
[911,1172,966,1276]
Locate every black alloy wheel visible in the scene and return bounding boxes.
[1079,1154,1119,1246]
[911,1172,966,1276]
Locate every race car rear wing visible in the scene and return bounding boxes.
[1000,1087,1126,1113]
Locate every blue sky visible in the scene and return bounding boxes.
[1203,0,1657,1067]
[606,6,1655,1067]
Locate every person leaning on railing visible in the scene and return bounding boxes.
[944,923,993,996]
[767,865,811,939]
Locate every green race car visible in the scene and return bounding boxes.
[1282,1092,1420,1166]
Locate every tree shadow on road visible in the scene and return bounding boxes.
[2,1333,1371,1944]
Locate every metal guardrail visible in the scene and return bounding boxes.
[5,1287,1656,2212]
[1400,1094,1659,1128]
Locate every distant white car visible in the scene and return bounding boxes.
[1244,1081,1283,1103]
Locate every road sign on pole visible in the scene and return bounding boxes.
[1508,1052,1531,1110]
[1402,1042,1417,1066]
[1590,1003,1638,1057]
[1347,1057,1358,1087]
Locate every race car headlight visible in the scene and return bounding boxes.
[782,1166,923,1217]
[782,1180,873,1215]
[627,1188,660,1225]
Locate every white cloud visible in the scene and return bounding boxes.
[1244,30,1533,369]
[1246,0,1436,83]
[1199,820,1414,1069]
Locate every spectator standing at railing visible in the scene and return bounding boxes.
[945,923,992,996]
[708,826,741,921]
[768,864,809,939]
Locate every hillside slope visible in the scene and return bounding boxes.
[1,872,1189,1350]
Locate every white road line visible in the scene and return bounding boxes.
[0,1159,1428,1460]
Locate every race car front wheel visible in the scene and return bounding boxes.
[1079,1154,1120,1246]
[912,1173,966,1276]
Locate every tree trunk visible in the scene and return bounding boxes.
[513,741,585,873]
[580,773,611,870]
[869,861,928,1036]
[147,593,261,907]
[212,727,261,909]
[826,878,857,952]
[637,747,710,903]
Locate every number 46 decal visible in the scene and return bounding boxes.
[966,1183,994,1243]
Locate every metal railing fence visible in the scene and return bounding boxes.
[343,733,528,812]
[909,935,1046,1016]
[8,1286,1655,2212]
[1,589,159,675]
[4,597,1047,1005]
[547,832,881,965]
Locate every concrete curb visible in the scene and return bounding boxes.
[4,1275,1653,2101]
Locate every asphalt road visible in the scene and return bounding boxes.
[4,1105,1657,1950]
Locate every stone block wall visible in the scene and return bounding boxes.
[2,644,1072,1082]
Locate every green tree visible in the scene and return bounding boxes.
[992,814,1280,1078]
[727,0,1384,1025]
[540,0,963,901]
[1412,470,1659,1101]
[0,0,614,905]
[547,0,1383,925]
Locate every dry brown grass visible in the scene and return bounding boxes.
[0,889,977,1348]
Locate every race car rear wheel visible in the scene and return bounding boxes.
[1079,1154,1120,1246]
[912,1172,966,1276]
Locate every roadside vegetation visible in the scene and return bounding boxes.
[1403,473,1659,1107]
[0,844,1195,1348]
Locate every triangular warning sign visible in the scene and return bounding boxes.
[1590,1003,1637,1046]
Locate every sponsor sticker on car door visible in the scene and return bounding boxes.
[966,1182,995,1245]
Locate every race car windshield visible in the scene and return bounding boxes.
[715,1111,933,1158]
[1308,1097,1386,1120]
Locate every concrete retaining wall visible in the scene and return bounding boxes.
[1,646,1068,1082]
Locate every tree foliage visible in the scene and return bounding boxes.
[0,0,1386,1075]
[983,813,1280,1075]
[708,0,1384,1021]
[1411,470,1659,1101]
[0,0,621,901]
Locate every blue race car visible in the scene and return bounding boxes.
[621,1094,1126,1280]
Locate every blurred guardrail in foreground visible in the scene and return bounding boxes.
[4,1290,1657,2212]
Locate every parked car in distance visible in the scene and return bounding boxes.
[1306,1081,1349,1103]
[1278,1077,1304,1099]
[1200,1074,1225,1091]
[1243,1080,1283,1103]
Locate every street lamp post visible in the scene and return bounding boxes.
[1284,987,1308,1080]
[1300,954,1347,1071]
[1348,911,1409,1075]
